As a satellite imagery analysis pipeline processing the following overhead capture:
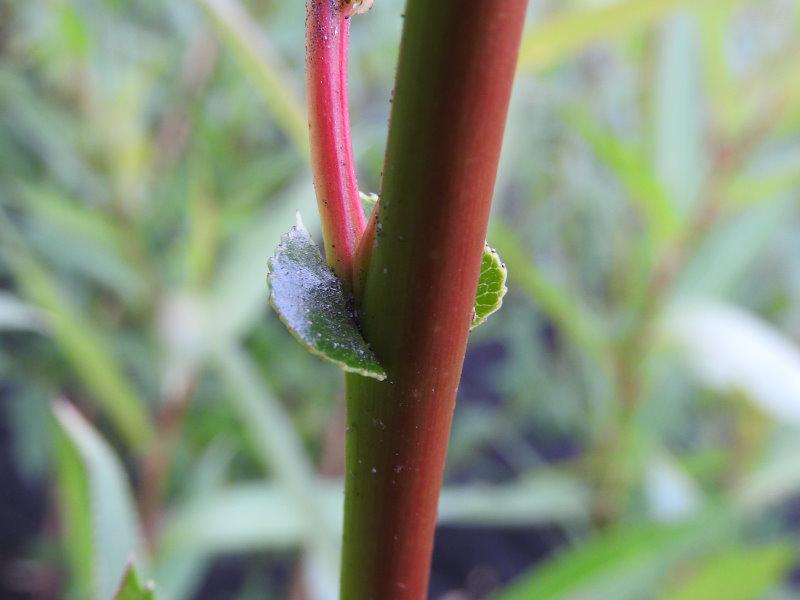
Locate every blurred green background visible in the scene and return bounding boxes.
[2,0,800,598]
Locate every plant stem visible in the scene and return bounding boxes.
[306,0,366,286]
[341,2,528,597]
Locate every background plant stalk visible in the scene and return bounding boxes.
[342,2,529,597]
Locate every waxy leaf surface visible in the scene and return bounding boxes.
[268,218,386,380]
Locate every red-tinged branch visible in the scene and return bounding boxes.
[306,0,366,286]
[341,2,529,598]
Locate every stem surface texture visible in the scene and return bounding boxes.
[342,2,529,598]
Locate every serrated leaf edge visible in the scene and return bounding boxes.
[471,243,508,330]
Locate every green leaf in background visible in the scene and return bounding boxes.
[199,0,309,157]
[519,0,739,73]
[159,474,589,560]
[210,177,317,341]
[267,215,386,381]
[11,183,145,302]
[491,514,730,600]
[662,301,800,426]
[438,473,590,527]
[114,564,155,600]
[570,110,681,245]
[489,222,604,356]
[54,404,94,598]
[699,3,742,135]
[663,544,793,600]
[53,401,148,600]
[0,291,44,332]
[214,344,341,595]
[160,483,330,557]
[0,216,154,450]
[0,69,104,201]
[471,244,508,330]
[675,200,788,299]
[653,12,705,215]
[735,437,800,514]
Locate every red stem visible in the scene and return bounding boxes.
[306,0,366,285]
[341,2,529,598]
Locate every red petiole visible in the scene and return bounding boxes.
[306,0,368,288]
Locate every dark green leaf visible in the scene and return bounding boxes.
[267,216,386,380]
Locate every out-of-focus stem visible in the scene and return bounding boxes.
[306,0,366,286]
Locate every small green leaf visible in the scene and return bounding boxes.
[267,215,386,380]
[359,191,379,218]
[114,564,155,600]
[471,243,508,329]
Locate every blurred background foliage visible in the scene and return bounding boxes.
[1,0,800,598]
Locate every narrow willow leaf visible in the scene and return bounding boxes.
[53,401,147,600]
[0,214,154,449]
[13,183,144,301]
[199,0,309,157]
[213,344,341,587]
[267,215,386,380]
[114,564,155,600]
[570,110,681,245]
[491,513,731,600]
[53,406,94,597]
[654,13,704,215]
[675,200,787,298]
[471,243,508,330]
[159,475,588,560]
[438,473,590,526]
[519,0,739,73]
[489,222,605,354]
[663,544,793,600]
[201,0,310,157]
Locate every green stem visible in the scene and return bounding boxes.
[341,2,529,597]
